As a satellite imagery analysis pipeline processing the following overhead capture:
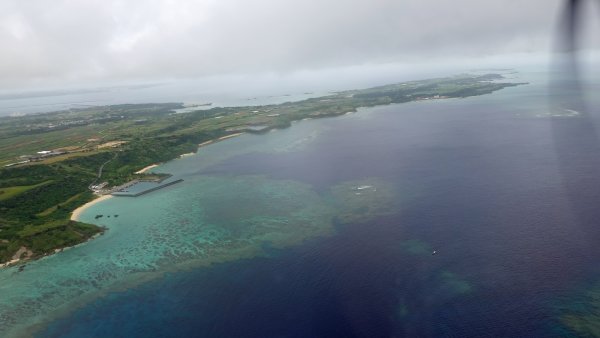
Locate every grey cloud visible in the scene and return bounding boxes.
[0,0,567,89]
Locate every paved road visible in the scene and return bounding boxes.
[88,153,117,190]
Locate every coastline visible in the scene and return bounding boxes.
[134,134,244,174]
[1,194,113,269]
[75,134,244,222]
[1,134,244,267]
[0,247,32,269]
[198,140,214,147]
[218,132,243,140]
[70,194,114,221]
[198,132,244,148]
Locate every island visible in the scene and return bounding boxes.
[0,73,525,265]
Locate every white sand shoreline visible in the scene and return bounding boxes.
[135,164,159,174]
[218,132,243,141]
[70,195,114,221]
[198,132,244,148]
[198,140,214,147]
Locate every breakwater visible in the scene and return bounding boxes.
[112,179,184,197]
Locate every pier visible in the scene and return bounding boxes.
[111,179,184,197]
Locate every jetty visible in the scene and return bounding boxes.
[111,179,184,197]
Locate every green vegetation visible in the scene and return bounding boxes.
[0,74,524,264]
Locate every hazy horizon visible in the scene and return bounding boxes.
[0,56,548,116]
[3,0,592,92]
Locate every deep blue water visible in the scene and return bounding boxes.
[39,78,600,337]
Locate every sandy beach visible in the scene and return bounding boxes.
[198,140,214,147]
[198,133,243,148]
[71,195,114,221]
[218,133,243,141]
[135,164,159,174]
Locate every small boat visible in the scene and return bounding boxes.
[432,250,437,255]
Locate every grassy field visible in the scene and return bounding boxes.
[36,193,85,217]
[0,180,54,201]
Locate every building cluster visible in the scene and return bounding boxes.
[24,114,125,133]
[90,182,109,193]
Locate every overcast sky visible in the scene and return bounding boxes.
[0,0,580,90]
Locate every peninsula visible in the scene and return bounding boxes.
[0,73,525,265]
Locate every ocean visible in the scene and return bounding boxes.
[2,69,600,337]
